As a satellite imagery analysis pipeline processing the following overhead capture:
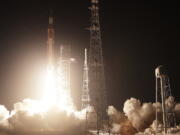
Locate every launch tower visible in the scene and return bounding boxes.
[88,0,107,120]
[155,66,176,134]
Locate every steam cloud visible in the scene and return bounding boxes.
[1,97,180,135]
[123,98,155,131]
[108,97,180,135]
[0,99,86,135]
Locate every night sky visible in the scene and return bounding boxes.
[0,0,179,110]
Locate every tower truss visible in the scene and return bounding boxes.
[88,0,107,120]
[155,66,176,134]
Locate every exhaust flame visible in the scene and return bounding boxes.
[39,65,76,114]
[0,64,87,134]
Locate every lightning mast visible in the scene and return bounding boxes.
[155,66,176,134]
[81,48,90,109]
[88,0,107,120]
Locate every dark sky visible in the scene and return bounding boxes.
[0,0,179,110]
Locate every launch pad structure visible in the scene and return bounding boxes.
[88,0,107,121]
[81,0,108,133]
[155,66,176,135]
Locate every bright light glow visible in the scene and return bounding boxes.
[41,66,56,107]
[9,63,88,120]
[12,99,48,115]
[0,62,94,131]
[39,64,75,114]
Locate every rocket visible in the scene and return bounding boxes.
[47,13,55,67]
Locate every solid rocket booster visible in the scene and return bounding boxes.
[47,15,55,66]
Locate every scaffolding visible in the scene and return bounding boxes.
[88,0,107,123]
[155,66,176,134]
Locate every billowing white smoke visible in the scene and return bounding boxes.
[123,98,155,131]
[0,99,86,134]
[135,120,180,135]
[108,106,137,135]
[107,106,127,124]
[107,106,126,133]
[1,97,180,135]
[0,105,9,128]
[108,97,180,135]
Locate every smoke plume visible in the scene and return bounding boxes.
[1,97,180,135]
[0,99,86,135]
[123,98,155,131]
[108,97,180,135]
[108,106,137,135]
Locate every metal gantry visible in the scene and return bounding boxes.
[88,0,107,122]
[155,66,176,134]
